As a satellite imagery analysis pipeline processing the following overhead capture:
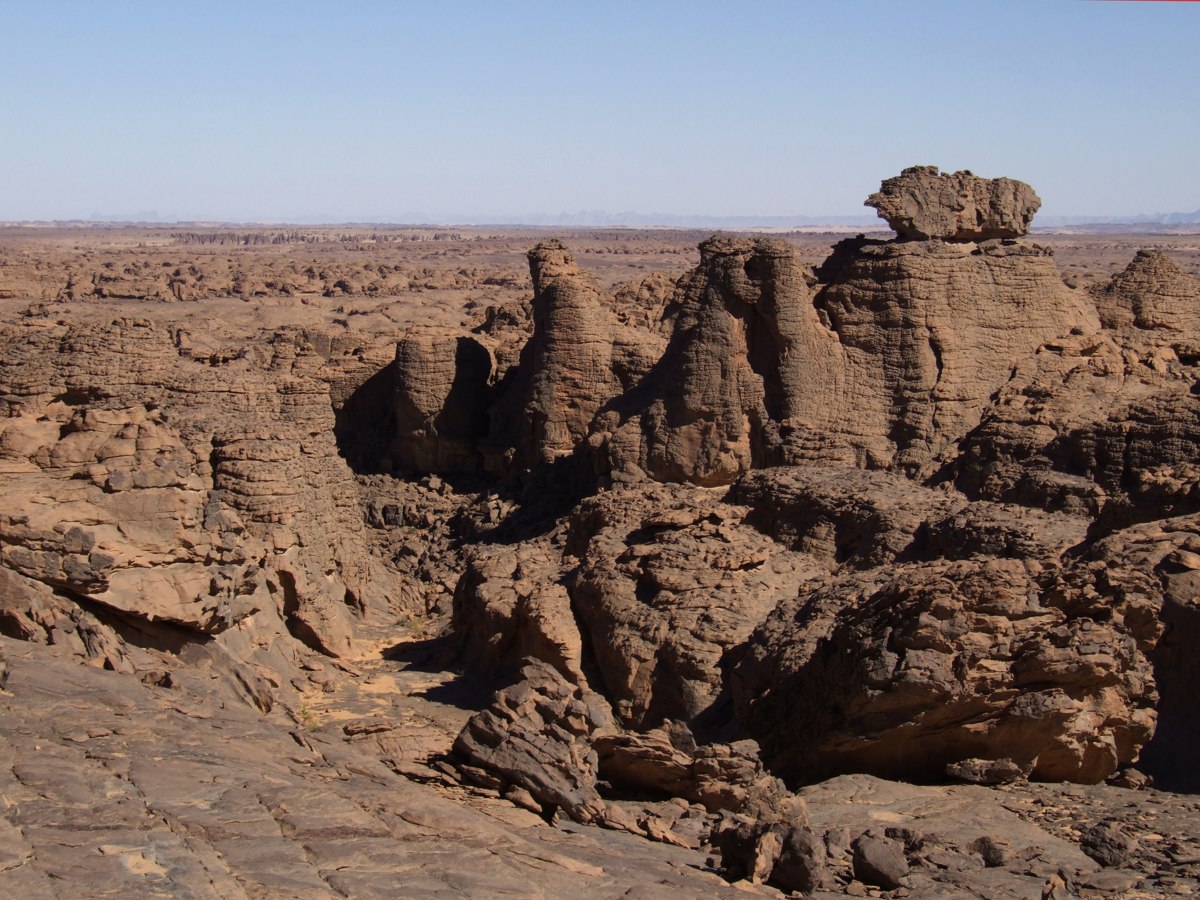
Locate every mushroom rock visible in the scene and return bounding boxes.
[866,165,1041,241]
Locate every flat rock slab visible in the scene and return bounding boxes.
[0,639,769,898]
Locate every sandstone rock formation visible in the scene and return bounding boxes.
[811,237,1099,473]
[736,556,1155,785]
[591,236,835,485]
[866,164,1041,241]
[950,328,1200,526]
[392,327,491,474]
[453,659,610,823]
[0,314,414,708]
[1092,249,1200,332]
[6,192,1200,898]
[483,241,622,472]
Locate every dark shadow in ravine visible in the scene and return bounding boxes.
[333,361,396,475]
[1140,593,1200,793]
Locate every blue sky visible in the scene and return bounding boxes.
[2,0,1197,222]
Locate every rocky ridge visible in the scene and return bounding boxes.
[3,170,1200,897]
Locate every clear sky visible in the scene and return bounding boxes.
[2,0,1197,222]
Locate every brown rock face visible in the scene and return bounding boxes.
[866,165,1041,241]
[392,327,491,474]
[592,236,840,486]
[736,556,1155,786]
[1092,249,1200,331]
[452,659,610,823]
[811,237,1099,473]
[566,483,819,729]
[593,232,1095,482]
[951,328,1200,525]
[0,316,409,685]
[484,241,620,472]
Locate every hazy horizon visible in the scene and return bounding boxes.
[3,1,1198,222]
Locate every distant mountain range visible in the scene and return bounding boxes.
[1036,211,1200,228]
[16,209,1200,230]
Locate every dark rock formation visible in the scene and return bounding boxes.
[736,555,1155,786]
[591,236,837,485]
[452,659,610,822]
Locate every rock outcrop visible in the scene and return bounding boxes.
[591,236,837,485]
[811,237,1099,473]
[7,184,1200,898]
[951,328,1200,526]
[392,327,491,474]
[1092,248,1200,332]
[0,315,413,706]
[866,165,1041,241]
[566,483,818,730]
[736,556,1155,786]
[452,659,610,823]
[483,241,622,472]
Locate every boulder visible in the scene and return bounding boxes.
[566,483,818,729]
[736,557,1156,786]
[452,659,610,823]
[866,165,1041,241]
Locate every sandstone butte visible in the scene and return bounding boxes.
[3,167,1200,897]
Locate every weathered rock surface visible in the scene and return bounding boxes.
[566,483,819,730]
[392,326,492,474]
[592,236,838,485]
[484,241,622,472]
[451,539,586,684]
[0,638,765,899]
[0,315,416,708]
[1045,513,1200,791]
[737,555,1155,786]
[594,724,788,815]
[951,328,1200,525]
[1092,248,1200,332]
[6,204,1200,898]
[811,236,1099,473]
[866,165,1041,241]
[453,659,610,823]
[592,211,1096,483]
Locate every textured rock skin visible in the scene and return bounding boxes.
[591,233,1096,484]
[0,316,412,700]
[392,327,491,474]
[1092,249,1200,331]
[735,556,1154,786]
[8,192,1200,898]
[866,165,1041,241]
[451,539,586,685]
[592,236,835,485]
[420,174,1200,799]
[483,241,622,473]
[949,329,1200,527]
[565,484,820,731]
[812,237,1099,473]
[452,659,610,823]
